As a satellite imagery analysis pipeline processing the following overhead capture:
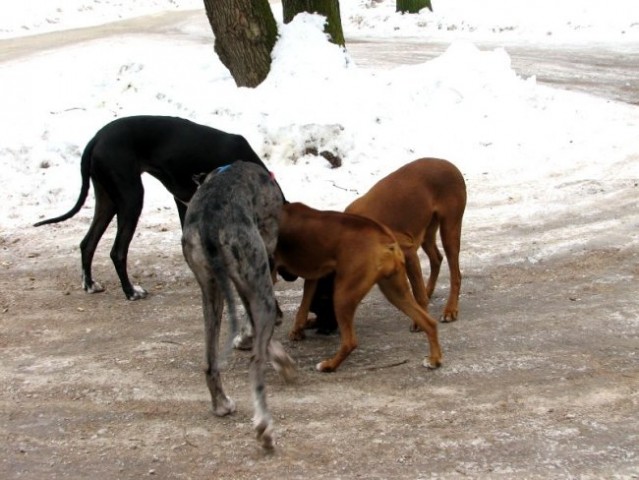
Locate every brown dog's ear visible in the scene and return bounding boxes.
[192,172,208,186]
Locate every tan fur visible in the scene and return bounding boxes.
[346,158,467,324]
[275,202,442,372]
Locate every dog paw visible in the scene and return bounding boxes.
[288,329,305,342]
[409,322,421,332]
[83,281,105,294]
[213,396,236,417]
[269,341,296,382]
[127,286,148,301]
[233,333,254,351]
[422,357,442,369]
[254,417,274,451]
[440,311,458,323]
[316,361,336,373]
[303,316,319,329]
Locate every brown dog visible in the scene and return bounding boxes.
[274,202,442,373]
[310,158,466,332]
[348,158,467,323]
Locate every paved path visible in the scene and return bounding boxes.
[2,10,637,105]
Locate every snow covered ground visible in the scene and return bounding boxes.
[0,0,637,270]
[3,0,639,42]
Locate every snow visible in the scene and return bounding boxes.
[0,0,195,39]
[346,0,639,43]
[0,0,637,269]
[4,0,639,42]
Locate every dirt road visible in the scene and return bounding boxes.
[2,201,638,479]
[347,39,639,106]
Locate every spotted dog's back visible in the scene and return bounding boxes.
[184,162,283,333]
[181,161,293,450]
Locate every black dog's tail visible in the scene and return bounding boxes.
[33,135,96,227]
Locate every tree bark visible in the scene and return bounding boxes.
[283,0,345,46]
[203,0,278,88]
[396,0,433,14]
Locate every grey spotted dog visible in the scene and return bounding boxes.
[181,161,295,451]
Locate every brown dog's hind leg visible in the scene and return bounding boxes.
[422,219,443,300]
[404,249,430,332]
[377,272,442,369]
[439,217,463,322]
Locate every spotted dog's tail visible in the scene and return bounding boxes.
[206,241,241,361]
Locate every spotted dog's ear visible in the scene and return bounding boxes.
[192,172,208,186]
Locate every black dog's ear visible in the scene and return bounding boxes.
[277,266,298,282]
[192,172,208,186]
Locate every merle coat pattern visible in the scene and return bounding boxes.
[181,161,294,450]
[34,115,268,300]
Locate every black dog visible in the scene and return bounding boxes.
[181,161,294,450]
[308,273,338,334]
[34,115,270,300]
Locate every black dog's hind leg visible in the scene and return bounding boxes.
[80,182,115,294]
[111,178,147,300]
[175,198,188,229]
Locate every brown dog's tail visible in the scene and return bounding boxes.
[378,241,405,277]
[33,135,96,227]
[390,242,405,267]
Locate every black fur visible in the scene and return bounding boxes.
[34,115,275,300]
[309,273,338,334]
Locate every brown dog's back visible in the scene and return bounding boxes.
[276,202,402,282]
[347,158,466,245]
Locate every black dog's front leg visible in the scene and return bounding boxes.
[309,273,338,334]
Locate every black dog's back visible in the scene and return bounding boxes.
[92,116,268,203]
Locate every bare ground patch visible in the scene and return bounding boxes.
[1,223,638,479]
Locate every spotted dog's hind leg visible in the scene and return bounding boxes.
[269,340,296,382]
[232,310,254,351]
[182,232,235,416]
[202,283,236,417]
[249,314,275,450]
[226,231,287,450]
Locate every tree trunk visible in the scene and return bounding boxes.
[282,0,345,46]
[203,0,278,88]
[396,0,433,14]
